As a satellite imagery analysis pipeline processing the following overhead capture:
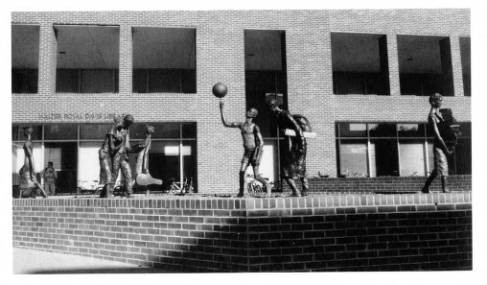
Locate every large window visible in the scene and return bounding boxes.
[12,24,39,93]
[12,122,197,194]
[132,27,196,93]
[460,37,471,97]
[398,35,454,96]
[336,122,471,177]
[55,25,119,93]
[331,33,390,95]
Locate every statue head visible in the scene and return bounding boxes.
[145,125,155,135]
[23,126,33,137]
[123,114,134,128]
[267,98,281,115]
[246,108,258,118]
[113,116,123,128]
[429,93,443,108]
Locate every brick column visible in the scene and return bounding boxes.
[38,23,57,97]
[119,24,132,96]
[449,35,465,97]
[387,33,401,97]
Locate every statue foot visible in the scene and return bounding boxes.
[443,188,450,193]
[421,186,429,194]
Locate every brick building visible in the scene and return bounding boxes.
[11,10,471,195]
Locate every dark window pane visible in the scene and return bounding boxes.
[16,124,42,141]
[12,69,38,93]
[370,139,399,176]
[45,142,77,193]
[152,123,180,139]
[12,125,19,141]
[368,123,397,137]
[80,69,118,93]
[337,123,367,137]
[149,69,180,92]
[183,140,197,192]
[79,124,112,140]
[44,124,77,140]
[181,69,196,93]
[148,140,181,190]
[338,140,368,177]
[133,69,148,93]
[459,122,471,138]
[397,123,425,137]
[182,123,196,139]
[453,138,471,174]
[130,123,147,140]
[56,69,79,92]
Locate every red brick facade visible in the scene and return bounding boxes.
[11,10,471,193]
[13,193,472,271]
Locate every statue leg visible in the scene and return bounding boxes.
[422,171,437,193]
[238,153,251,197]
[441,175,449,193]
[111,154,121,196]
[253,165,271,197]
[300,176,309,196]
[120,159,133,196]
[284,177,301,197]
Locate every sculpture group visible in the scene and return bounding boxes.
[17,84,459,198]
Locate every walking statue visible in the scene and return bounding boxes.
[421,93,460,193]
[267,99,312,197]
[18,126,47,198]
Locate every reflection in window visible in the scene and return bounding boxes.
[336,122,471,177]
[12,24,39,93]
[339,142,368,177]
[370,139,399,176]
[12,122,198,194]
[132,27,196,93]
[460,37,471,97]
[55,25,119,93]
[398,35,454,96]
[331,33,390,95]
[399,142,426,176]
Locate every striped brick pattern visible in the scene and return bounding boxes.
[11,10,471,193]
[13,192,472,271]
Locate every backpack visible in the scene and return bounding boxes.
[292,114,312,133]
[439,108,461,148]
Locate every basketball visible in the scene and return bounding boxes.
[212,82,228,98]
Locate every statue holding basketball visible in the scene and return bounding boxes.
[214,82,271,197]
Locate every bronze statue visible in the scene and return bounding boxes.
[267,99,309,197]
[18,126,47,198]
[98,117,122,198]
[112,114,135,198]
[134,125,162,187]
[220,101,271,197]
[422,93,453,193]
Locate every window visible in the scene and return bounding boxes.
[12,24,39,93]
[331,33,390,95]
[132,27,196,93]
[336,121,471,177]
[55,25,119,93]
[398,35,454,96]
[460,37,471,97]
[12,122,198,194]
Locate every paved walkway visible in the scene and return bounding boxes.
[13,248,157,274]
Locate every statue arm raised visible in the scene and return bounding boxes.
[219,101,240,128]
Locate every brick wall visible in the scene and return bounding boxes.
[11,10,471,194]
[305,174,472,193]
[13,192,472,272]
